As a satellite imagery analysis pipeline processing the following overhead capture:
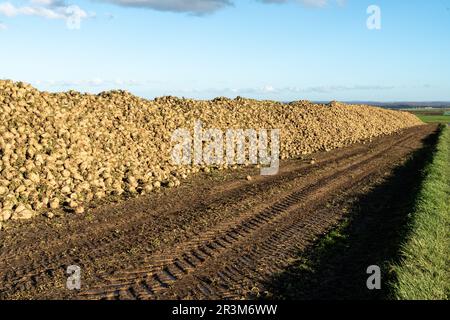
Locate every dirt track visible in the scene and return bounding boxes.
[0,124,438,300]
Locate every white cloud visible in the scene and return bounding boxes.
[183,85,395,96]
[283,85,394,93]
[262,85,276,93]
[0,2,15,16]
[0,2,63,19]
[0,21,6,30]
[0,1,92,29]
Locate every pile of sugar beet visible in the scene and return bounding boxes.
[0,80,422,227]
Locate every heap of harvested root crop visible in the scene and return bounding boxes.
[0,80,422,225]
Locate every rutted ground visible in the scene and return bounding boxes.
[0,124,436,300]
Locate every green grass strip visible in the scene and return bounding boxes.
[391,125,450,300]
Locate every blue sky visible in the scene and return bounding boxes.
[1,0,449,101]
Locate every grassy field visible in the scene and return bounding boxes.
[416,115,450,124]
[401,107,450,123]
[391,125,449,300]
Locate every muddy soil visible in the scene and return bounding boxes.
[0,125,438,300]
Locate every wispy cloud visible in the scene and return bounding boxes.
[0,20,6,29]
[256,84,394,94]
[178,84,394,97]
[0,1,93,29]
[285,84,394,93]
[29,79,395,95]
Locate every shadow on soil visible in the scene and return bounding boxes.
[265,129,440,300]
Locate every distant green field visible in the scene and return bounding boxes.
[416,115,450,124]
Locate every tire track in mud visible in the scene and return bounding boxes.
[0,125,435,299]
[155,156,396,300]
[0,139,379,292]
[78,126,433,300]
